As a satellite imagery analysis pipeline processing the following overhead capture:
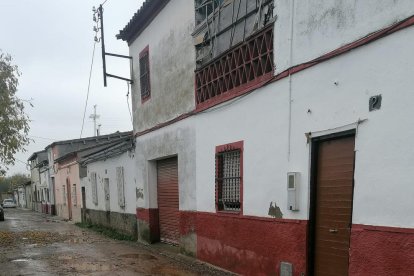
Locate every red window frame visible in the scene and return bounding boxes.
[215,141,244,214]
[139,45,151,103]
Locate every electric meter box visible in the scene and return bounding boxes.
[287,172,299,211]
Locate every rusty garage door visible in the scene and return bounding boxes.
[157,157,180,244]
[312,135,355,276]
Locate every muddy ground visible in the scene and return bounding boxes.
[0,208,233,276]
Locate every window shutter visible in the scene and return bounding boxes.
[116,167,125,207]
[139,47,151,101]
[72,185,77,206]
[62,185,66,206]
[91,172,98,205]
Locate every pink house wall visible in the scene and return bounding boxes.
[55,155,82,222]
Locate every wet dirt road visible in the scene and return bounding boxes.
[0,208,232,276]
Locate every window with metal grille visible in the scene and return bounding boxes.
[139,46,151,102]
[215,141,243,212]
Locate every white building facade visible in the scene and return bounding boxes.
[117,0,414,275]
[117,0,197,250]
[81,141,137,238]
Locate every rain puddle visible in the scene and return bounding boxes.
[70,262,112,272]
[11,258,32,262]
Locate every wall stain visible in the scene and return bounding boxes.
[136,188,144,199]
[300,1,356,35]
[268,202,283,218]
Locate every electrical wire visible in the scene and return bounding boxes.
[28,135,56,141]
[14,158,29,166]
[80,42,97,138]
[126,82,133,125]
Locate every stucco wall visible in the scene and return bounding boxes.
[55,157,82,222]
[134,118,196,212]
[82,209,137,238]
[274,0,414,74]
[30,164,40,186]
[39,169,49,189]
[196,25,414,228]
[46,148,56,207]
[129,0,196,132]
[84,151,136,215]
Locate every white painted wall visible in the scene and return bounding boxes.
[84,151,136,214]
[39,169,48,189]
[30,160,40,186]
[134,117,196,211]
[196,25,414,228]
[274,0,414,74]
[129,0,196,133]
[18,187,26,208]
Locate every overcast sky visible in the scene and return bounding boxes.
[0,0,144,176]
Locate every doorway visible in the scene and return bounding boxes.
[104,178,110,212]
[309,132,355,275]
[157,157,179,244]
[66,178,72,220]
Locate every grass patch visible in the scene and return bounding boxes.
[75,222,135,241]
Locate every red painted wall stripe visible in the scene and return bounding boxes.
[196,211,307,275]
[138,209,414,275]
[136,208,160,242]
[352,223,414,234]
[349,224,414,276]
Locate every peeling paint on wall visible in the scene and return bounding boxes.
[268,201,283,218]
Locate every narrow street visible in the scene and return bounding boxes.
[0,208,231,276]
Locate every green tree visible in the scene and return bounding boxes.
[0,173,30,193]
[0,50,30,175]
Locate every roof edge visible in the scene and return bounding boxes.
[117,0,170,43]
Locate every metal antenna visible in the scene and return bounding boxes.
[89,105,101,136]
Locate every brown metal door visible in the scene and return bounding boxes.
[157,157,179,244]
[313,136,355,276]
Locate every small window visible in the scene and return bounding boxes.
[116,167,125,208]
[139,46,151,102]
[215,141,243,212]
[91,172,98,205]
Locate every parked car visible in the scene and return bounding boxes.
[0,205,4,221]
[2,199,16,208]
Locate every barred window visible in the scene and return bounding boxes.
[215,142,243,212]
[139,46,151,102]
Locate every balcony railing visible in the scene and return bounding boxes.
[195,25,274,110]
